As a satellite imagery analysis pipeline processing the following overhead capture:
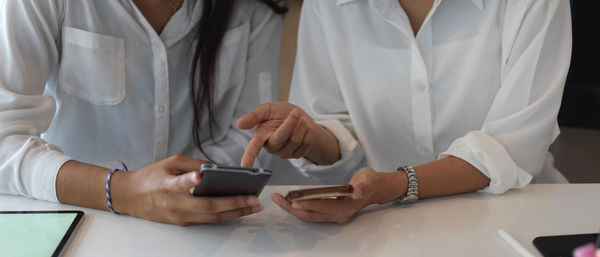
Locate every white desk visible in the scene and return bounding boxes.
[1,184,599,257]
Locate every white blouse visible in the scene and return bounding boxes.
[289,0,571,194]
[0,0,281,202]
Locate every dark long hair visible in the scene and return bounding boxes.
[190,0,287,162]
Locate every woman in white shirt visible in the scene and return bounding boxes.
[0,0,284,225]
[238,0,572,223]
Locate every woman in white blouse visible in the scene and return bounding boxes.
[0,0,284,224]
[239,0,572,223]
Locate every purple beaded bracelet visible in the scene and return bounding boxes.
[105,160,129,214]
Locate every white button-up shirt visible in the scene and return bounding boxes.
[289,0,571,194]
[0,0,281,201]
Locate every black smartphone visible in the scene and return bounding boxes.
[189,164,272,197]
[533,233,598,257]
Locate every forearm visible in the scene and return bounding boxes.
[415,156,490,198]
[374,156,491,203]
[304,125,341,165]
[56,160,119,212]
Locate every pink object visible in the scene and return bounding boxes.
[572,243,595,257]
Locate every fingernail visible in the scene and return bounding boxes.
[247,196,259,206]
[293,109,301,118]
[291,202,302,209]
[190,173,200,184]
[252,205,264,213]
[271,195,281,205]
[353,188,363,199]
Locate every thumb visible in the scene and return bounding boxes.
[349,169,376,200]
[172,171,201,193]
[164,155,209,175]
[237,103,271,130]
[351,181,369,200]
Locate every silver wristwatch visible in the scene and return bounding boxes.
[396,166,419,204]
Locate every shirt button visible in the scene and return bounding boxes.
[153,46,164,54]
[156,105,166,113]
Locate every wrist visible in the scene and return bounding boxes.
[108,170,133,215]
[305,125,340,165]
[373,171,408,204]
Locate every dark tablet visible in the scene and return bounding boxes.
[0,210,84,257]
[533,233,598,257]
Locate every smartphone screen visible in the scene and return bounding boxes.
[285,185,354,201]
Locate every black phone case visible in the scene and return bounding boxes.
[190,165,272,197]
[533,233,598,257]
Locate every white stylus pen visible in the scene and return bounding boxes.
[498,229,536,257]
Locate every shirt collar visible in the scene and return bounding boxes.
[336,0,484,10]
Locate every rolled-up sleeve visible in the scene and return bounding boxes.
[440,0,572,194]
[0,0,72,202]
[288,1,364,183]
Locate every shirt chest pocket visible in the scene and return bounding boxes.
[213,22,249,104]
[59,27,126,105]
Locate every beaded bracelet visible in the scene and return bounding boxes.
[105,160,129,214]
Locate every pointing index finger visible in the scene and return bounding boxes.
[241,132,268,167]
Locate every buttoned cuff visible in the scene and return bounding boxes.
[289,119,364,184]
[439,131,532,194]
